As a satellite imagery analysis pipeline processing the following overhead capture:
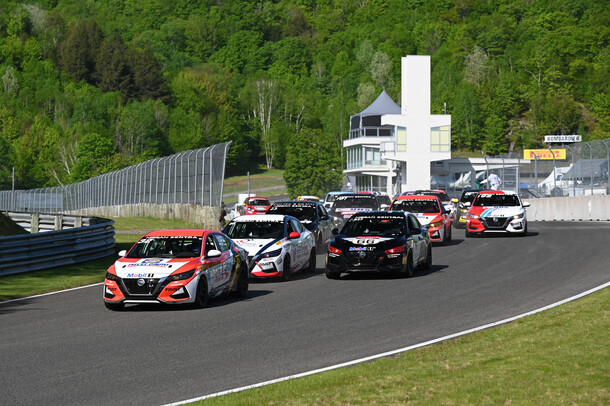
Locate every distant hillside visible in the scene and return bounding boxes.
[0,213,28,237]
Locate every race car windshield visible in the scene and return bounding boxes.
[473,194,521,207]
[333,197,377,210]
[392,200,439,213]
[248,199,270,206]
[417,191,450,201]
[267,205,316,221]
[127,236,203,259]
[225,221,284,239]
[461,191,478,203]
[342,216,406,237]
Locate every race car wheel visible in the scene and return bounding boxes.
[315,234,324,254]
[104,302,124,311]
[230,261,248,298]
[193,277,210,308]
[403,252,414,278]
[465,230,472,238]
[282,254,291,281]
[447,226,452,243]
[520,223,528,236]
[325,270,341,279]
[421,245,432,270]
[306,249,316,273]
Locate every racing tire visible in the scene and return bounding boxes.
[465,229,473,238]
[446,226,452,243]
[402,252,414,278]
[421,245,432,270]
[325,270,341,279]
[281,254,291,281]
[306,249,316,273]
[230,261,249,298]
[193,277,210,308]
[519,223,528,237]
[104,302,124,311]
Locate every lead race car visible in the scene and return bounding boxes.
[465,190,531,237]
[103,229,249,310]
[223,214,316,280]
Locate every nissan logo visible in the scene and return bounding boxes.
[493,218,499,223]
[137,278,146,287]
[358,251,366,259]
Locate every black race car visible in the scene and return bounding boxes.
[325,211,432,279]
[453,188,480,228]
[266,201,334,253]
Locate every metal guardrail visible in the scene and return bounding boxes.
[0,212,115,276]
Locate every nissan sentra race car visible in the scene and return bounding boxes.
[465,190,531,237]
[223,214,316,280]
[328,193,380,227]
[390,195,452,244]
[325,211,432,279]
[103,229,249,310]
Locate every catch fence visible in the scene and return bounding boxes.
[0,142,231,213]
[433,138,609,198]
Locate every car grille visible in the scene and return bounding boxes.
[482,217,509,229]
[347,251,379,266]
[123,278,161,295]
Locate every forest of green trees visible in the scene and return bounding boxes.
[0,0,608,195]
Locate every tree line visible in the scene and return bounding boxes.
[0,0,607,197]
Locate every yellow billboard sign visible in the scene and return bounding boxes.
[524,149,567,160]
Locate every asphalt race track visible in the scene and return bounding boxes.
[1,222,609,406]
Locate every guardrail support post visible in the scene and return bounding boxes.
[31,213,39,233]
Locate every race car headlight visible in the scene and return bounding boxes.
[513,213,524,219]
[467,212,480,219]
[429,220,443,227]
[261,248,282,259]
[105,272,121,281]
[166,269,196,282]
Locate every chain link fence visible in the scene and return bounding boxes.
[435,138,609,199]
[0,142,231,213]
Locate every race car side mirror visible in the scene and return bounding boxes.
[410,227,422,235]
[288,232,301,239]
[331,228,339,236]
[118,250,127,257]
[464,202,471,207]
[206,249,222,258]
[523,201,531,207]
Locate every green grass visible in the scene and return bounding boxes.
[222,169,286,203]
[194,286,609,405]
[0,217,201,301]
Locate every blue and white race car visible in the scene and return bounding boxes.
[223,214,316,280]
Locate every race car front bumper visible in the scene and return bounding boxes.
[467,216,526,234]
[326,250,406,273]
[248,255,285,278]
[103,275,198,305]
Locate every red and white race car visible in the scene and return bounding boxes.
[241,196,271,215]
[465,190,530,237]
[389,195,452,244]
[103,229,249,310]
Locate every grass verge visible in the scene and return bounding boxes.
[194,287,609,405]
[222,169,286,203]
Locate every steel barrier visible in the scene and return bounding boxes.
[0,212,115,276]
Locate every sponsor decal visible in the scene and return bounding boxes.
[126,272,155,278]
[126,258,171,268]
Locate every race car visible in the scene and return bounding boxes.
[328,193,380,227]
[223,214,316,280]
[266,201,334,254]
[453,189,480,228]
[241,196,271,215]
[325,211,432,279]
[413,189,456,216]
[103,229,249,310]
[465,190,531,237]
[389,195,452,244]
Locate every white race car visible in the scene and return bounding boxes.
[465,190,531,237]
[223,214,316,280]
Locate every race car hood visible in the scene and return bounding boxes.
[335,235,404,251]
[469,206,525,217]
[113,258,194,278]
[410,213,439,225]
[233,238,283,256]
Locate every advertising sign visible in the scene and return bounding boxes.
[524,149,567,160]
[544,135,582,143]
